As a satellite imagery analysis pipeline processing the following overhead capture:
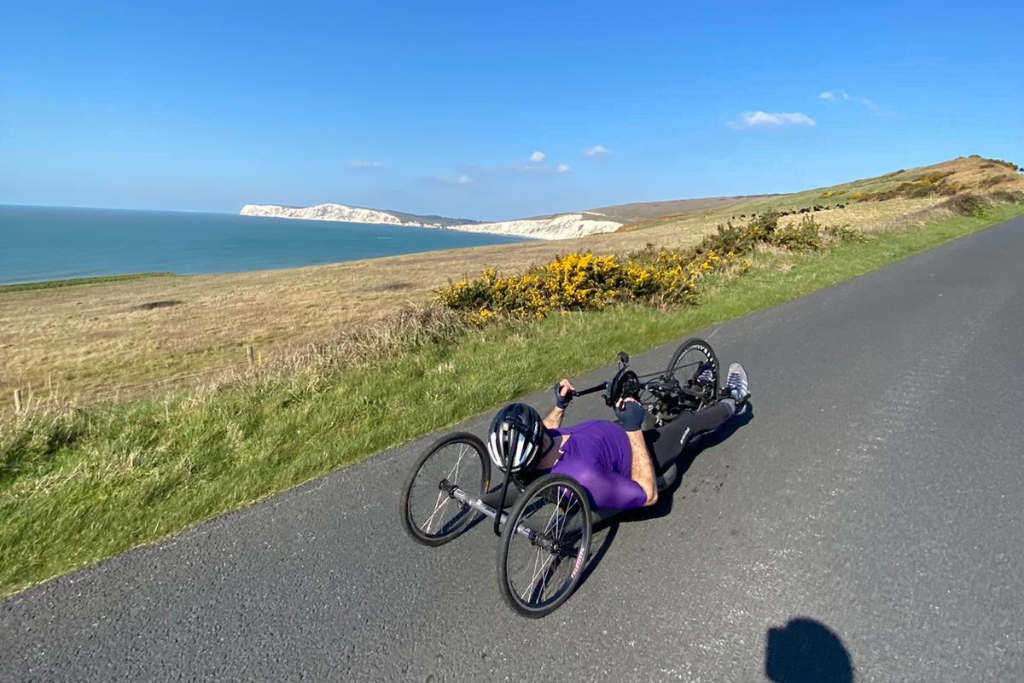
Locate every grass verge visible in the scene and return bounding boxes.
[0,272,175,293]
[1,203,1021,597]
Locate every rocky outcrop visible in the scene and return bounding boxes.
[239,204,623,240]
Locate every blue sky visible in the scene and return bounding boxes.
[1,0,1022,220]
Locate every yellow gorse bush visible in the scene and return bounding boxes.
[438,211,839,320]
[438,249,724,319]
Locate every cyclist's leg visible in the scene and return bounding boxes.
[644,400,737,471]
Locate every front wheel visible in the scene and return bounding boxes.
[497,474,593,618]
[666,337,719,411]
[400,432,491,546]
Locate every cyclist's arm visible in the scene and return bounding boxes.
[626,430,658,506]
[543,406,565,430]
[543,379,574,429]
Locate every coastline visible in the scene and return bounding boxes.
[240,203,624,240]
[0,205,530,288]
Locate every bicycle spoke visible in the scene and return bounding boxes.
[421,489,451,534]
[514,489,582,604]
[522,547,557,601]
[446,445,467,484]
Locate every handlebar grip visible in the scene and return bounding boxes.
[570,383,607,398]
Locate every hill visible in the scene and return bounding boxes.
[616,155,1024,235]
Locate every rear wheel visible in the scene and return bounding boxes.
[666,337,719,411]
[497,474,593,618]
[400,432,491,546]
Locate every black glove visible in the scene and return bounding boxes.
[614,400,646,431]
[554,382,573,410]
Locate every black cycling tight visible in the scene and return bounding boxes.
[644,399,737,472]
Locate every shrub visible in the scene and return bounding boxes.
[770,215,822,251]
[990,190,1024,205]
[437,208,837,320]
[824,225,869,243]
[940,194,986,217]
[858,171,958,201]
[980,175,1008,188]
[438,251,702,319]
[988,158,1021,172]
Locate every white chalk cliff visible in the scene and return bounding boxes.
[239,203,623,240]
[448,213,622,240]
[240,203,442,228]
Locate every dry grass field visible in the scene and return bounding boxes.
[2,155,1021,409]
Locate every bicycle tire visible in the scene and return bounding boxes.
[497,474,593,618]
[665,337,720,410]
[400,432,491,546]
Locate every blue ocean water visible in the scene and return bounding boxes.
[0,205,525,285]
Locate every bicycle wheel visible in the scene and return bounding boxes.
[497,474,592,618]
[400,432,491,546]
[666,337,720,410]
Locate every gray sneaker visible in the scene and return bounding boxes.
[724,362,750,405]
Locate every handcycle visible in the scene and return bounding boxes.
[399,337,720,617]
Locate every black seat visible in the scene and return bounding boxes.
[479,478,528,510]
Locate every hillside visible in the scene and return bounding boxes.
[617,155,1024,235]
[586,195,775,224]
[6,156,1022,407]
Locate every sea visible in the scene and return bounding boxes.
[0,205,526,286]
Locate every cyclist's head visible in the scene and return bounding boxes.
[487,403,546,473]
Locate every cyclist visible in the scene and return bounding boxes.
[486,364,749,510]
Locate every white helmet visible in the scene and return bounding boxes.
[487,403,545,473]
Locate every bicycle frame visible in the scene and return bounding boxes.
[439,479,540,543]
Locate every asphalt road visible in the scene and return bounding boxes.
[4,217,1024,682]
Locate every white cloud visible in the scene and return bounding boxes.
[426,173,475,188]
[583,145,612,159]
[436,154,572,183]
[513,162,572,175]
[820,90,880,114]
[728,111,817,129]
[347,159,385,169]
[820,90,849,102]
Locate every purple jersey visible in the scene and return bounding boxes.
[545,420,648,510]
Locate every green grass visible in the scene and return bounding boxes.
[1,203,1021,597]
[0,272,176,293]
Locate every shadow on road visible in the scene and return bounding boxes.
[629,402,755,522]
[578,519,619,587]
[575,403,754,594]
[765,617,854,683]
